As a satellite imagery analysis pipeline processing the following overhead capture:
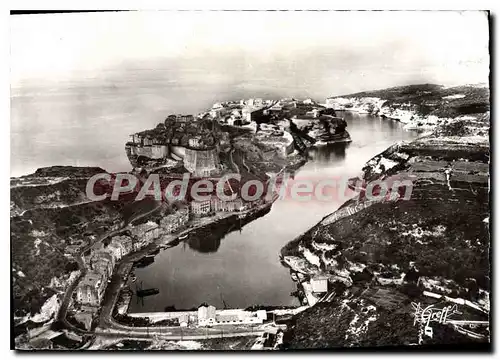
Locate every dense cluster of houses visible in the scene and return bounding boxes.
[75,207,191,309]
[74,191,264,309]
[189,195,266,216]
[208,98,278,126]
[75,221,159,309]
[75,97,329,314]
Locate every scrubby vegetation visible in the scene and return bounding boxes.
[281,104,490,348]
[339,84,489,119]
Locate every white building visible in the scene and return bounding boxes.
[76,271,107,307]
[89,250,115,278]
[191,199,212,216]
[198,305,216,327]
[303,98,316,105]
[106,242,125,262]
[197,305,267,327]
[131,221,160,246]
[178,314,189,327]
[311,276,328,294]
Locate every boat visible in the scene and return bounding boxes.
[145,248,160,258]
[134,256,155,268]
[136,288,160,297]
[131,276,137,282]
[178,234,188,240]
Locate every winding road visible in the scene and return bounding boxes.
[54,201,279,344]
[55,201,164,333]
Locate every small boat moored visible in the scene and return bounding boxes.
[136,288,160,297]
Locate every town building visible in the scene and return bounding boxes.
[304,108,322,118]
[179,114,194,122]
[89,250,115,278]
[209,104,229,118]
[131,221,160,247]
[106,242,126,262]
[303,98,316,105]
[178,314,189,327]
[188,136,202,148]
[198,305,216,327]
[210,196,244,212]
[191,199,212,216]
[215,310,267,325]
[159,207,189,233]
[64,245,82,257]
[325,97,352,110]
[191,195,247,216]
[310,276,328,294]
[76,271,107,307]
[110,235,134,255]
[231,109,242,118]
[197,305,267,327]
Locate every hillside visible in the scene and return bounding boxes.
[10,167,162,317]
[281,89,490,348]
[328,83,489,130]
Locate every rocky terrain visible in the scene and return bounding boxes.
[290,115,351,145]
[328,83,489,130]
[11,98,336,327]
[281,86,490,349]
[11,87,489,350]
[10,166,163,318]
[124,99,352,176]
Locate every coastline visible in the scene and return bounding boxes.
[279,111,490,348]
[12,85,489,349]
[100,200,276,328]
[107,152,313,322]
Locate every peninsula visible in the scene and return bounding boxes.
[12,97,351,349]
[11,86,490,350]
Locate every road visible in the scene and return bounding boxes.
[94,327,265,341]
[96,204,278,336]
[55,200,278,344]
[55,202,164,333]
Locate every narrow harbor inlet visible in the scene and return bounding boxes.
[128,112,419,312]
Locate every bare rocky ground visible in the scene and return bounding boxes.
[281,109,490,349]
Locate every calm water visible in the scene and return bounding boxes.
[11,77,418,311]
[11,71,306,178]
[128,112,419,312]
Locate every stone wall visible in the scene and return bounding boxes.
[129,145,168,159]
[183,148,220,176]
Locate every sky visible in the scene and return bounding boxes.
[10,11,490,96]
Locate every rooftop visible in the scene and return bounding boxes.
[80,271,103,288]
[216,314,241,322]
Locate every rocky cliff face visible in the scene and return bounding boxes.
[281,103,490,347]
[292,116,351,144]
[328,84,489,131]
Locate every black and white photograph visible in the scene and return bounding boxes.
[9,9,491,351]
